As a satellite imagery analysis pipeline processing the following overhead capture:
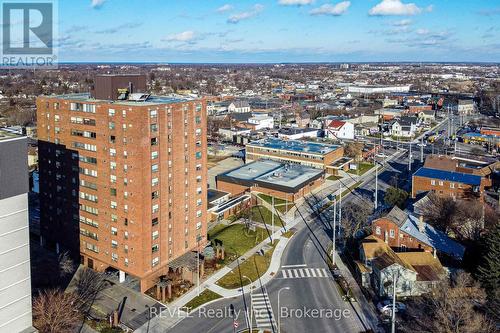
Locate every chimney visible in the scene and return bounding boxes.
[418,215,425,233]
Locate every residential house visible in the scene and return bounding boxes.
[390,116,417,138]
[458,99,476,115]
[371,206,465,261]
[325,120,355,140]
[277,127,319,140]
[295,111,311,128]
[357,235,446,297]
[228,100,251,113]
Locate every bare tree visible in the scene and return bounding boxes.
[403,271,494,333]
[58,251,75,278]
[33,289,80,333]
[341,201,373,239]
[72,267,107,313]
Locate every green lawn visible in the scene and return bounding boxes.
[250,205,284,226]
[184,289,222,311]
[327,175,343,181]
[347,163,374,176]
[216,243,277,289]
[257,193,291,213]
[208,224,269,260]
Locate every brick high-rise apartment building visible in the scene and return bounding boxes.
[37,75,207,292]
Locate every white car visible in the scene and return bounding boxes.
[377,300,406,314]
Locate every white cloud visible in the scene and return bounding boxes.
[369,0,427,16]
[164,31,196,42]
[91,0,105,9]
[216,4,233,13]
[416,28,429,35]
[392,19,412,26]
[227,4,264,24]
[278,0,314,6]
[310,1,350,16]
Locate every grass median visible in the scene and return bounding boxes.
[184,289,222,311]
[216,242,277,289]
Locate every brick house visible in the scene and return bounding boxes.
[371,206,465,260]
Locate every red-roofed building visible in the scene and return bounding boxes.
[325,120,355,140]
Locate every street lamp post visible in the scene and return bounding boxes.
[242,275,253,332]
[277,287,290,333]
[374,163,378,210]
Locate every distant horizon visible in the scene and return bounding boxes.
[36,1,500,63]
[55,61,500,65]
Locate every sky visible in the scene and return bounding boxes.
[53,0,500,63]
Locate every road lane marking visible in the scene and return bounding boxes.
[281,264,307,268]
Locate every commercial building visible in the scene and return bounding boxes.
[412,155,496,200]
[245,138,345,174]
[0,130,35,332]
[216,160,324,202]
[347,84,411,95]
[37,74,208,293]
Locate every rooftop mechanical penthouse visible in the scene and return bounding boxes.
[37,74,208,292]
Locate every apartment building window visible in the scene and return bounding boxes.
[79,167,98,177]
[111,201,117,209]
[111,253,118,262]
[152,257,159,267]
[152,231,159,240]
[196,210,202,218]
[79,156,97,165]
[150,124,158,132]
[110,188,117,196]
[151,151,158,160]
[196,187,202,195]
[150,109,157,118]
[389,229,395,238]
[111,227,118,236]
[195,128,202,136]
[122,110,127,117]
[80,216,98,228]
[196,140,202,147]
[152,244,159,253]
[151,137,158,146]
[431,179,436,185]
[152,191,159,199]
[196,175,202,183]
[195,104,202,112]
[86,243,99,253]
[54,102,60,110]
[152,164,159,172]
[152,204,159,213]
[110,135,116,144]
[109,108,115,116]
[124,258,129,266]
[111,240,118,249]
[450,183,455,188]
[195,116,201,124]
[111,214,117,223]
[196,222,202,230]
[152,217,159,226]
[80,191,98,203]
[439,181,443,186]
[195,151,202,160]
[54,114,60,122]
[109,121,115,130]
[196,164,202,171]
[197,199,202,206]
[110,175,117,183]
[110,161,117,170]
[152,177,159,187]
[124,231,128,240]
[72,142,97,152]
[375,226,381,235]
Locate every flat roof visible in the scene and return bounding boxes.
[278,127,318,135]
[217,160,324,192]
[43,93,195,105]
[247,138,339,155]
[413,167,481,186]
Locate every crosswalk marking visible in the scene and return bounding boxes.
[280,267,330,279]
[251,288,276,331]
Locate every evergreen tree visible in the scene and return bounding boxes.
[477,224,500,321]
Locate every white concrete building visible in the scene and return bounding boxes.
[0,131,34,333]
[228,100,251,113]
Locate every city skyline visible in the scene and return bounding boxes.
[54,0,500,63]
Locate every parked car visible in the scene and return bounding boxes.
[377,300,407,314]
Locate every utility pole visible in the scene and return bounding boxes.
[271,196,275,245]
[408,143,412,171]
[391,270,397,333]
[420,136,424,163]
[332,194,337,266]
[375,163,378,210]
[339,184,342,230]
